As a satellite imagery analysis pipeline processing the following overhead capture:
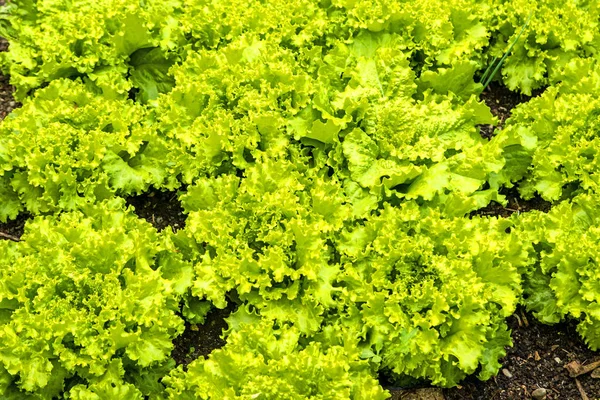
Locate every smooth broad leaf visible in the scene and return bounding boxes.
[342,128,421,189]
[129,47,177,103]
[417,60,483,101]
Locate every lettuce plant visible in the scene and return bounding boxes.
[174,158,525,386]
[163,320,388,400]
[0,0,185,100]
[0,79,182,221]
[515,193,600,349]
[487,0,600,94]
[492,59,600,201]
[0,199,192,399]
[0,0,600,398]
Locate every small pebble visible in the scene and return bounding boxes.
[502,368,513,378]
[531,387,547,399]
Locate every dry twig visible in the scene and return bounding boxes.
[520,311,529,327]
[575,378,589,400]
[0,231,20,242]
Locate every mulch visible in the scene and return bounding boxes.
[445,309,600,400]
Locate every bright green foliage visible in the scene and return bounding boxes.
[154,35,314,183]
[515,194,600,350]
[0,0,493,98]
[1,0,600,398]
[163,320,389,400]
[129,47,177,103]
[493,60,600,201]
[0,0,185,100]
[0,79,181,221]
[2,0,598,103]
[0,199,191,398]
[318,36,498,211]
[178,158,349,321]
[331,204,525,387]
[487,1,600,94]
[5,0,591,97]
[176,164,524,386]
[0,0,568,100]
[493,57,600,348]
[320,0,493,69]
[156,31,504,216]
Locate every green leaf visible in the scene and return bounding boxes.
[129,47,177,103]
[418,61,483,101]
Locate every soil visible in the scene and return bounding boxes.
[0,38,20,120]
[471,186,552,219]
[0,35,24,242]
[478,82,543,140]
[125,187,186,232]
[444,308,600,400]
[171,306,234,368]
[0,212,29,241]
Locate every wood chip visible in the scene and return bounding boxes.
[567,361,584,376]
[566,359,600,378]
[534,351,541,361]
[591,368,600,379]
